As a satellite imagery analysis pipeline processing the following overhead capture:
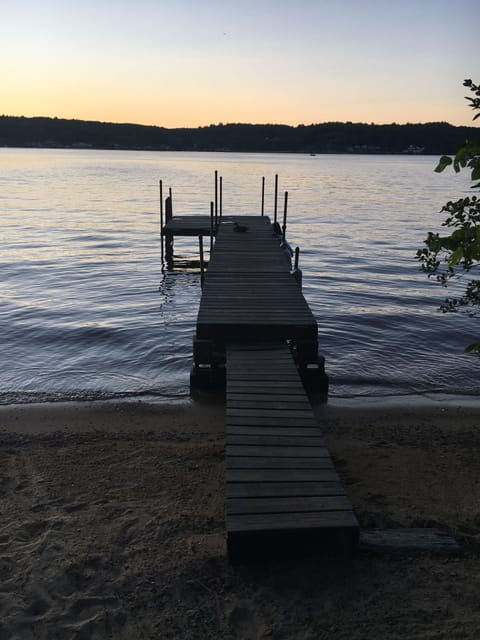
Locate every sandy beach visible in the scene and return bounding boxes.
[1,396,480,639]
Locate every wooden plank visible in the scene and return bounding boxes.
[227,417,319,427]
[227,393,309,402]
[197,326,317,341]
[226,445,330,458]
[227,373,303,380]
[227,409,316,419]
[227,495,353,515]
[227,457,334,470]
[227,382,306,393]
[227,382,305,390]
[227,400,313,410]
[359,528,461,554]
[227,393,310,401]
[227,426,323,437]
[227,350,295,358]
[227,511,359,533]
[226,482,346,498]
[227,469,339,482]
[227,435,325,447]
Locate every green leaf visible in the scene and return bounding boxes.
[465,341,480,353]
[434,156,452,173]
[448,246,464,266]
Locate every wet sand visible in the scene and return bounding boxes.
[1,397,479,639]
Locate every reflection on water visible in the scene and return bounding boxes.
[0,148,478,403]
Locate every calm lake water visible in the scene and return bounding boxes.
[1,148,479,404]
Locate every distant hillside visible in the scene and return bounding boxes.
[0,115,477,154]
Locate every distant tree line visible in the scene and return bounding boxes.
[0,115,477,154]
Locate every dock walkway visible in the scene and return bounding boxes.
[226,342,358,561]
[185,214,358,560]
[196,216,316,342]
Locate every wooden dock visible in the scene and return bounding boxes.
[174,212,359,560]
[190,216,327,393]
[226,342,359,561]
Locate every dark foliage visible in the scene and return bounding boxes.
[0,115,477,154]
[416,80,480,353]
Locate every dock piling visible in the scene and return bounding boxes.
[165,194,173,264]
[282,191,288,240]
[220,176,223,221]
[199,235,205,288]
[274,173,278,223]
[215,170,218,226]
[210,202,214,253]
[292,246,302,288]
[294,246,300,270]
[159,180,164,262]
[261,176,265,216]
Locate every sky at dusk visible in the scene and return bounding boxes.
[2,0,478,128]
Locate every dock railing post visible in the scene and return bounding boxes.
[219,176,223,223]
[292,246,302,288]
[282,191,288,240]
[261,176,265,216]
[165,194,172,223]
[214,170,218,227]
[165,193,173,264]
[159,179,164,262]
[199,235,205,288]
[210,201,214,254]
[274,173,278,224]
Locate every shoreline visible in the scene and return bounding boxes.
[0,392,478,435]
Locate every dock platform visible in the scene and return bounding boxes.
[191,216,327,393]
[225,342,359,561]
[197,216,315,341]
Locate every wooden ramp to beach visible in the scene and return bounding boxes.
[225,342,359,561]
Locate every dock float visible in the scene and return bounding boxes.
[226,342,359,562]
